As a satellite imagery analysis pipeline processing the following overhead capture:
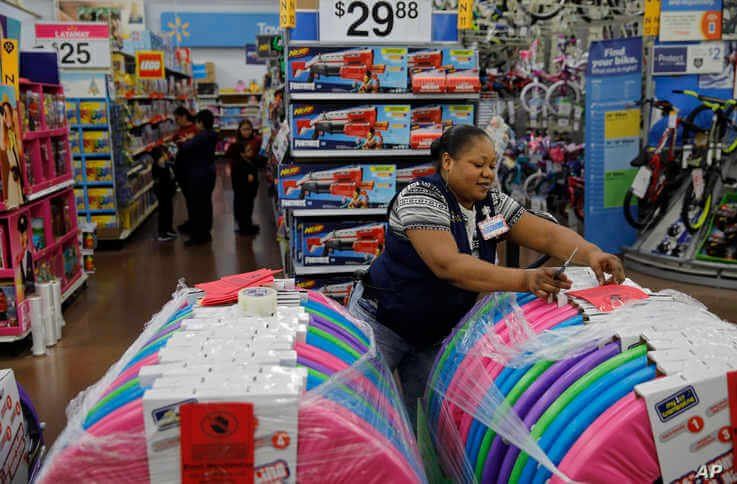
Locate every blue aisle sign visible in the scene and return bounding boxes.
[192,63,207,80]
[160,12,279,47]
[584,38,643,253]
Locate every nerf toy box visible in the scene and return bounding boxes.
[291,103,411,150]
[288,46,408,93]
[409,48,480,94]
[409,104,476,149]
[396,162,436,191]
[278,164,396,209]
[296,277,354,305]
[295,220,386,266]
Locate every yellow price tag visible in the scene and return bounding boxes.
[0,39,19,95]
[644,0,661,37]
[280,0,296,29]
[457,0,474,30]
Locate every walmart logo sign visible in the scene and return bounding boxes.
[160,12,279,47]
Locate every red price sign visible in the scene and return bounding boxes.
[136,50,165,80]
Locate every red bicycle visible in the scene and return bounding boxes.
[623,99,702,230]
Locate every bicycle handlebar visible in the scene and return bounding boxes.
[673,89,737,108]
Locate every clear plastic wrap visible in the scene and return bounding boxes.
[423,289,730,484]
[37,280,425,483]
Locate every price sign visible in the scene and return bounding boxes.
[320,0,432,43]
[136,50,165,80]
[34,22,111,69]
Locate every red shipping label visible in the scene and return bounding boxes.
[180,402,255,484]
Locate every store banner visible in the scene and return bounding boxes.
[652,42,726,75]
[0,39,19,94]
[659,0,722,41]
[160,12,280,48]
[34,22,112,69]
[584,37,643,253]
[135,50,165,80]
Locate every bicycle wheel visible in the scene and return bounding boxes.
[609,0,644,16]
[623,189,660,230]
[524,171,545,201]
[502,168,522,194]
[681,169,716,233]
[545,80,581,117]
[721,105,737,154]
[506,0,564,21]
[576,0,612,21]
[520,82,548,115]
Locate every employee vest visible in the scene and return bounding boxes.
[366,173,498,347]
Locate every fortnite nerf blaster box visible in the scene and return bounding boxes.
[409,48,480,94]
[298,221,386,266]
[291,103,410,150]
[278,164,396,209]
[296,276,354,305]
[288,46,408,93]
[409,104,476,149]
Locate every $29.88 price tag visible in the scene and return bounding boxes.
[319,0,432,43]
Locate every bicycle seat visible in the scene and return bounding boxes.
[630,152,649,167]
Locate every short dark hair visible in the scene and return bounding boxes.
[195,109,214,130]
[173,106,194,121]
[430,125,490,167]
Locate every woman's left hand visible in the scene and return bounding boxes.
[587,250,625,285]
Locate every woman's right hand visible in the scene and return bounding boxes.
[523,268,572,300]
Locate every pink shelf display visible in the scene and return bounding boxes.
[0,187,83,337]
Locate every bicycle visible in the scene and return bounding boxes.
[623,99,703,230]
[674,89,737,233]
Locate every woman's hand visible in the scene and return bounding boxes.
[587,250,625,285]
[523,268,572,300]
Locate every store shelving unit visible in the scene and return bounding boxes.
[278,27,479,282]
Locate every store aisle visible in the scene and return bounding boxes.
[0,163,281,445]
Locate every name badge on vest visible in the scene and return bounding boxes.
[478,206,509,241]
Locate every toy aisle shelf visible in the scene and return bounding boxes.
[27,179,75,202]
[61,271,88,304]
[289,93,481,101]
[291,149,430,159]
[292,208,387,217]
[118,201,159,241]
[293,262,368,276]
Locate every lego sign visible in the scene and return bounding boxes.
[319,0,432,43]
[136,50,165,79]
[34,22,112,69]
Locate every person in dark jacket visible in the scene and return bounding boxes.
[179,110,218,246]
[225,119,264,235]
[173,107,196,234]
[152,151,177,241]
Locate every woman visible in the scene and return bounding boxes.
[173,107,196,234]
[225,119,264,234]
[178,110,218,246]
[0,102,24,208]
[348,125,625,425]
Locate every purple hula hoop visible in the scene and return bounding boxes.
[495,341,620,483]
[481,349,592,483]
[310,317,367,354]
[298,355,336,377]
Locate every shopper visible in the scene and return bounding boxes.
[152,152,177,241]
[225,119,264,235]
[347,125,626,426]
[178,109,217,246]
[173,107,196,234]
